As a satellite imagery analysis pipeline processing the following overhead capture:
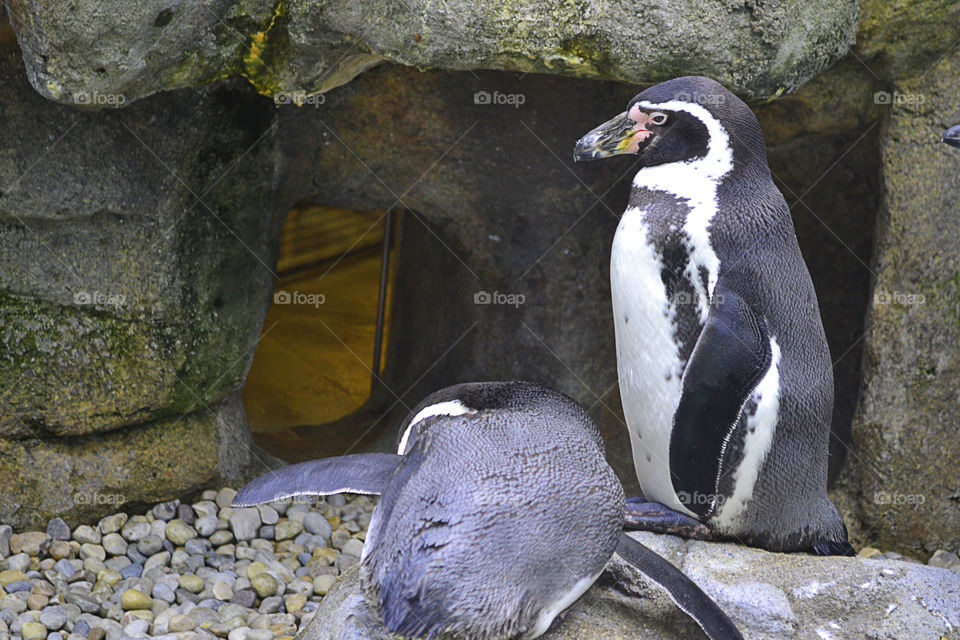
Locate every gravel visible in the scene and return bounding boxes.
[0,488,374,639]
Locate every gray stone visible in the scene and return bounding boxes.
[301,514,331,540]
[54,560,75,579]
[152,582,176,604]
[302,533,960,640]
[7,0,857,108]
[928,550,960,573]
[119,564,141,580]
[836,46,960,558]
[96,514,127,535]
[255,506,278,526]
[8,553,31,572]
[229,588,256,609]
[136,537,163,558]
[228,510,261,543]
[151,503,177,523]
[101,534,127,557]
[340,539,363,559]
[176,505,196,527]
[164,520,197,546]
[46,519,71,542]
[216,489,238,511]
[194,516,218,538]
[72,527,99,545]
[119,520,150,544]
[38,605,68,630]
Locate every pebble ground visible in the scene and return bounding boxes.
[0,488,376,640]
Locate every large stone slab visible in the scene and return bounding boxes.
[5,0,858,107]
[838,48,960,558]
[299,531,960,640]
[0,25,277,526]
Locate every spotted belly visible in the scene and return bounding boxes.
[611,206,695,516]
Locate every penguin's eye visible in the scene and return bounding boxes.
[649,112,668,126]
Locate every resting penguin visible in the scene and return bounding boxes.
[573,76,853,555]
[943,124,960,147]
[234,381,744,640]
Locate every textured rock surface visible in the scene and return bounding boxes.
[0,24,277,526]
[300,531,960,640]
[5,0,858,107]
[837,48,960,558]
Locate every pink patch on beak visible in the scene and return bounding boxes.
[626,104,654,153]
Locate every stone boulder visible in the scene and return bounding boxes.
[837,47,960,558]
[0,23,277,526]
[299,531,960,640]
[5,0,858,107]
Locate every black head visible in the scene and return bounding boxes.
[573,76,769,177]
[395,381,601,454]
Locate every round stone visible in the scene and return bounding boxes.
[97,514,128,535]
[168,613,196,632]
[78,544,105,562]
[165,520,197,546]
[7,553,30,572]
[45,519,71,542]
[229,509,261,542]
[21,621,47,640]
[216,488,238,510]
[137,535,163,557]
[210,530,234,546]
[195,515,218,537]
[10,532,49,556]
[152,502,177,522]
[184,538,211,556]
[256,505,279,526]
[152,582,176,604]
[274,519,303,542]
[341,539,363,559]
[27,593,48,609]
[212,580,233,601]
[0,569,28,586]
[229,588,256,609]
[250,573,278,599]
[31,581,55,597]
[47,541,72,560]
[246,562,268,579]
[143,551,170,572]
[313,574,336,595]
[119,563,142,579]
[120,520,150,543]
[284,593,307,612]
[120,588,153,610]
[38,605,67,630]
[53,559,74,578]
[177,504,196,526]
[72,526,100,545]
[178,574,204,594]
[97,569,122,588]
[101,533,127,557]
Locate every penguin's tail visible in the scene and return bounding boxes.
[232,453,403,507]
[615,533,744,640]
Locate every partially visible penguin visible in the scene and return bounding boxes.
[234,382,744,640]
[944,124,960,147]
[573,76,854,555]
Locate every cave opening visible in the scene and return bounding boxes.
[242,202,402,462]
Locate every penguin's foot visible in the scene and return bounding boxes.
[623,496,714,540]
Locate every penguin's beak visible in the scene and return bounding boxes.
[943,124,960,148]
[573,106,652,162]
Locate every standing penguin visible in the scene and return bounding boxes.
[573,77,853,555]
[234,381,743,640]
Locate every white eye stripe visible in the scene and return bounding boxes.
[397,400,477,454]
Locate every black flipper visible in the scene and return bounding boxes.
[232,453,403,507]
[616,533,744,640]
[624,496,715,540]
[670,289,772,519]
